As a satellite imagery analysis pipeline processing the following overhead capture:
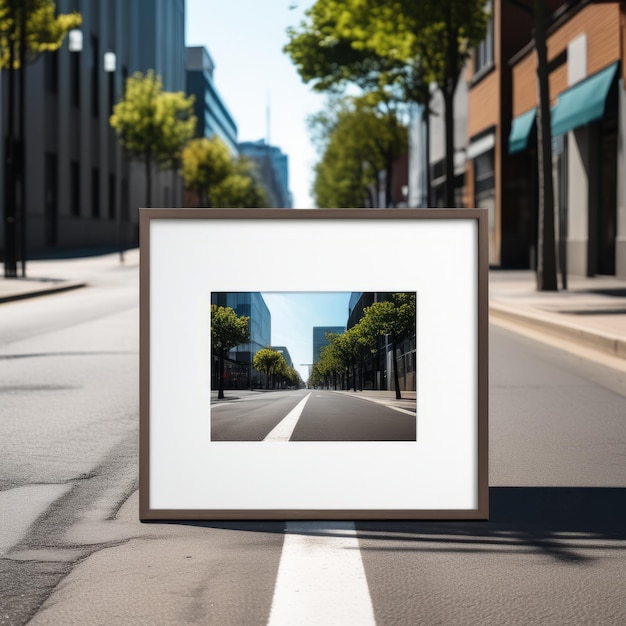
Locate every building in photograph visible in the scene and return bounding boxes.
[312,325,346,364]
[347,292,416,393]
[211,292,271,389]
[186,46,238,155]
[0,0,186,260]
[238,139,293,208]
[271,346,294,369]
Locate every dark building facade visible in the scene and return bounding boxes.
[186,46,238,155]
[211,292,271,389]
[1,0,186,259]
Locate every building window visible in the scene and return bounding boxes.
[45,51,58,93]
[70,160,80,217]
[70,51,80,107]
[91,168,100,218]
[109,173,116,219]
[474,2,494,75]
[91,34,99,117]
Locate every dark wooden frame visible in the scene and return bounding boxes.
[139,208,488,520]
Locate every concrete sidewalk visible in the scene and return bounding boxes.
[489,270,626,360]
[1,255,625,362]
[0,249,139,303]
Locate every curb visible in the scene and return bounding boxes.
[0,281,87,304]
[489,302,626,360]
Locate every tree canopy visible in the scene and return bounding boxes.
[285,0,489,207]
[210,304,249,399]
[0,0,81,68]
[110,70,196,207]
[310,95,407,207]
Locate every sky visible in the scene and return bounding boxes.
[261,292,351,381]
[185,0,326,209]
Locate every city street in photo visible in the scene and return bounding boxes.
[210,291,417,441]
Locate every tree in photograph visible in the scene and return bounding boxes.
[0,0,81,277]
[362,292,416,399]
[313,342,343,390]
[110,70,196,208]
[210,304,249,400]
[253,348,288,390]
[180,136,232,206]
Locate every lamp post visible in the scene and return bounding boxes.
[103,50,123,264]
[69,32,123,263]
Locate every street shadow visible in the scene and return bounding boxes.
[169,487,626,563]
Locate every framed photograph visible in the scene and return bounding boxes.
[140,208,488,520]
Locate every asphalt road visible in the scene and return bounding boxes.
[1,257,625,625]
[211,389,417,441]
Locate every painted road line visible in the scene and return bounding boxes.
[329,390,416,417]
[264,393,312,442]
[267,521,376,626]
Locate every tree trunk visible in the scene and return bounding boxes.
[218,347,225,400]
[534,0,558,291]
[422,105,432,207]
[4,1,17,278]
[392,335,401,400]
[352,363,357,392]
[145,151,152,208]
[442,21,459,208]
[18,3,27,277]
[385,154,393,207]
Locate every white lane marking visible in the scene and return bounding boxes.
[267,521,377,626]
[263,393,312,442]
[329,390,416,416]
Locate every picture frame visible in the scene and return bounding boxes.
[140,208,488,520]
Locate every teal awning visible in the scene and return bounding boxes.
[551,62,618,136]
[509,107,536,154]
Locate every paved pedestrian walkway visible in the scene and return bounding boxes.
[1,253,625,362]
[489,270,626,360]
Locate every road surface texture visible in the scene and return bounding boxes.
[211,390,416,441]
[0,254,625,625]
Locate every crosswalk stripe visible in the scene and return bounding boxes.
[267,521,377,626]
[263,393,312,442]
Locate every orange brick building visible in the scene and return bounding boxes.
[466,0,626,277]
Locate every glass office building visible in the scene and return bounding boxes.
[312,326,346,364]
[211,292,271,389]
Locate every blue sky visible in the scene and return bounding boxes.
[261,292,351,381]
[186,1,325,208]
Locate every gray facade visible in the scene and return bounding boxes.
[186,47,238,155]
[313,326,346,364]
[1,0,186,257]
[238,139,293,208]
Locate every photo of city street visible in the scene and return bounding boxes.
[210,292,417,441]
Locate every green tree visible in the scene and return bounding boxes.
[362,292,416,399]
[286,0,489,207]
[253,348,288,390]
[212,157,270,208]
[1,0,81,277]
[311,95,407,207]
[210,304,249,400]
[180,136,232,206]
[110,70,196,208]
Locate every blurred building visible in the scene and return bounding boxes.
[238,139,293,208]
[0,0,186,258]
[408,0,626,279]
[211,292,271,390]
[312,326,346,364]
[186,46,238,155]
[271,346,294,369]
